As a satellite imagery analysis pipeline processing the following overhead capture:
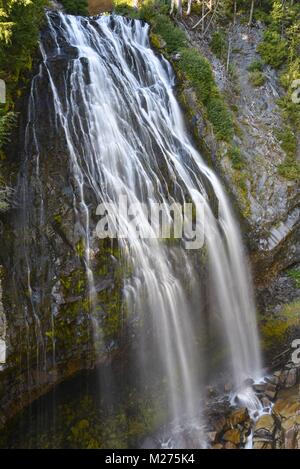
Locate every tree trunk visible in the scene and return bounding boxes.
[248,0,255,27]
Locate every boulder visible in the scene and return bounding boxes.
[284,368,298,388]
[224,441,237,449]
[227,408,249,427]
[224,382,233,393]
[254,414,276,438]
[212,443,223,449]
[261,396,272,409]
[213,416,227,433]
[284,427,296,449]
[265,384,277,400]
[296,433,300,449]
[273,398,300,420]
[206,431,218,444]
[223,429,241,446]
[253,383,267,393]
[253,439,273,449]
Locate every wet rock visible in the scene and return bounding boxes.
[254,414,275,438]
[243,378,254,387]
[206,432,218,444]
[171,53,181,61]
[227,407,249,427]
[284,368,298,388]
[224,382,233,393]
[281,415,300,432]
[207,386,218,398]
[274,429,283,449]
[223,429,241,446]
[253,383,267,393]
[273,398,300,420]
[212,443,223,449]
[253,440,273,449]
[265,383,277,400]
[284,427,296,449]
[261,396,272,409]
[266,375,279,386]
[212,416,227,434]
[224,441,237,449]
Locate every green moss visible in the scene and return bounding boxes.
[53,213,62,225]
[75,238,85,258]
[287,269,300,288]
[231,170,251,218]
[0,375,170,449]
[261,300,300,351]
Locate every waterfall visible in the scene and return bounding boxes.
[25,12,262,444]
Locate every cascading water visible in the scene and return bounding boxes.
[23,11,262,446]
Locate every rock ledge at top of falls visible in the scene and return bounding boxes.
[175,19,299,286]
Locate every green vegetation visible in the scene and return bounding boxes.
[0,0,48,210]
[275,126,300,180]
[210,30,228,60]
[227,145,244,170]
[249,70,266,87]
[61,0,88,15]
[247,59,266,87]
[257,30,287,69]
[261,299,300,351]
[278,159,300,181]
[149,12,187,52]
[247,60,264,73]
[255,1,300,180]
[275,127,297,158]
[287,269,300,289]
[0,386,168,449]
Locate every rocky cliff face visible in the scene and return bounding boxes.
[0,10,298,429]
[0,17,126,426]
[177,18,299,287]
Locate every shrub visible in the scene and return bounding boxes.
[257,30,287,68]
[247,60,264,72]
[60,0,88,15]
[0,111,17,150]
[206,93,233,142]
[249,70,266,87]
[151,13,187,53]
[274,127,297,158]
[227,145,244,170]
[278,158,300,180]
[210,30,227,60]
[178,49,215,104]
